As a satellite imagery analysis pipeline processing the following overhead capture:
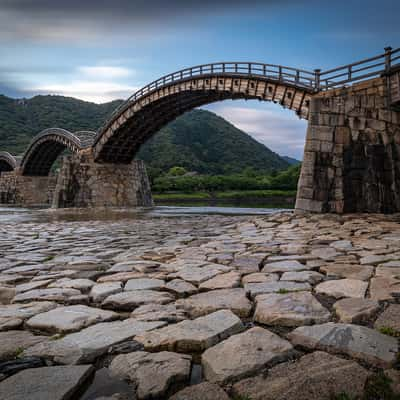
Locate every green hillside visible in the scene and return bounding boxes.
[0,94,289,175]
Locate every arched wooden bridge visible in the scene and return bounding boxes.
[1,47,400,208]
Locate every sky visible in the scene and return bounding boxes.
[0,0,398,159]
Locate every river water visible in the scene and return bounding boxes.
[0,205,288,224]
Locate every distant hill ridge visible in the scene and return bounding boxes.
[0,94,290,175]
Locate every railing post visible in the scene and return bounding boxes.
[314,69,321,91]
[278,66,282,81]
[385,46,392,73]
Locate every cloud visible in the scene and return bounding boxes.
[204,103,307,159]
[0,0,287,43]
[78,66,134,80]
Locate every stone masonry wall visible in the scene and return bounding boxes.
[296,77,400,213]
[0,171,55,205]
[52,151,153,208]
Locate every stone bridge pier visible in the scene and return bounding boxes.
[52,151,153,208]
[296,76,400,213]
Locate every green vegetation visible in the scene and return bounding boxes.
[153,165,300,193]
[277,288,290,294]
[378,326,400,337]
[0,95,295,179]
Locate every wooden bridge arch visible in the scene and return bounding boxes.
[92,62,317,163]
[20,128,96,176]
[0,152,19,174]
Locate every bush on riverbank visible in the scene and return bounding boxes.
[152,164,300,193]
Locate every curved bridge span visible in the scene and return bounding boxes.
[93,62,317,163]
[20,128,96,176]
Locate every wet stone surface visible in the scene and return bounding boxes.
[1,210,400,398]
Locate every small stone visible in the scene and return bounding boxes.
[199,271,240,290]
[176,288,252,318]
[169,264,230,285]
[48,278,95,292]
[333,298,380,323]
[232,255,264,274]
[320,264,374,281]
[0,286,15,304]
[254,292,330,327]
[26,305,119,333]
[164,279,197,297]
[262,260,308,273]
[124,278,165,291]
[241,273,279,284]
[0,317,23,331]
[360,253,400,265]
[311,248,340,261]
[90,282,123,303]
[109,351,191,399]
[288,322,398,368]
[315,279,368,298]
[169,382,230,400]
[97,272,145,283]
[131,303,186,323]
[374,304,400,334]
[245,281,310,299]
[280,271,324,284]
[102,290,174,310]
[202,327,293,384]
[0,330,48,361]
[232,351,370,400]
[0,365,94,400]
[136,310,244,352]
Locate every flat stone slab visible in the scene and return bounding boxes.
[90,282,123,302]
[202,326,294,384]
[280,271,324,284]
[0,365,94,400]
[232,351,370,400]
[26,305,119,333]
[198,271,241,290]
[131,303,187,323]
[0,316,22,331]
[0,330,49,361]
[109,351,191,399]
[333,298,380,323]
[165,279,197,297]
[136,309,244,352]
[374,304,400,334]
[25,319,165,364]
[102,290,174,310]
[245,281,310,299]
[262,260,308,273]
[176,288,252,318]
[315,279,368,298]
[13,288,82,303]
[169,382,230,400]
[288,322,398,368]
[369,277,400,301]
[241,273,279,284]
[169,264,231,285]
[124,278,165,291]
[0,301,57,319]
[320,264,374,281]
[48,278,95,291]
[254,292,330,327]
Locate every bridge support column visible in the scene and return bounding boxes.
[0,171,55,205]
[52,152,153,208]
[296,77,400,213]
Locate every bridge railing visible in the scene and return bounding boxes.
[318,47,400,90]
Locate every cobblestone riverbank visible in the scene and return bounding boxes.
[1,210,400,399]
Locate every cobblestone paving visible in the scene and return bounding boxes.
[1,211,400,399]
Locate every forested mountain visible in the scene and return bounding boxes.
[0,94,289,175]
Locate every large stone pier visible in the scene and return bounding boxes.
[0,152,153,208]
[296,76,400,213]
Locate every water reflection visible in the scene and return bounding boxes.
[0,204,288,224]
